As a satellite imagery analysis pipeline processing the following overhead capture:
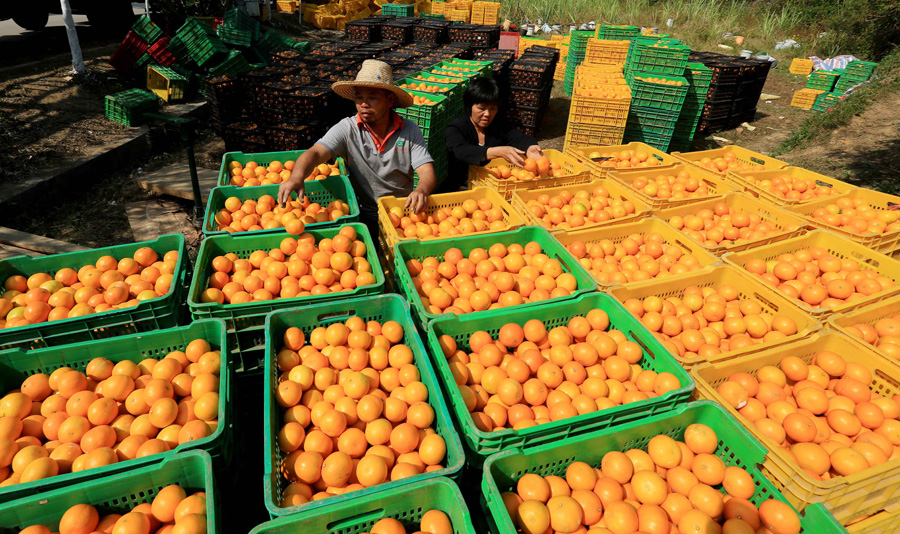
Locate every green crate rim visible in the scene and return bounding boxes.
[393,226,598,328]
[262,294,465,517]
[424,291,695,458]
[217,150,348,187]
[202,175,360,236]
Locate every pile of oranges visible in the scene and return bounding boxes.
[0,247,178,330]
[738,246,896,309]
[364,511,452,534]
[212,193,351,234]
[486,157,564,181]
[16,484,209,534]
[808,197,900,235]
[432,69,470,78]
[412,74,464,84]
[738,172,840,202]
[227,160,341,187]
[0,339,221,488]
[622,168,712,201]
[843,315,900,360]
[500,425,802,534]
[564,233,709,285]
[385,199,508,239]
[571,148,665,170]
[522,185,641,230]
[410,95,437,106]
[199,228,377,306]
[634,76,684,86]
[398,82,450,93]
[716,350,900,479]
[273,317,447,506]
[435,310,682,433]
[666,202,786,247]
[620,285,801,362]
[573,83,632,99]
[689,152,771,174]
[404,242,580,316]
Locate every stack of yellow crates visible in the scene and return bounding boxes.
[471,1,500,24]
[431,0,446,16]
[563,64,631,149]
[791,88,824,109]
[584,39,630,65]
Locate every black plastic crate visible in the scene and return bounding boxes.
[706,82,738,102]
[737,78,766,99]
[414,21,450,43]
[223,121,260,151]
[730,97,756,116]
[473,25,500,48]
[202,74,242,103]
[265,123,316,151]
[258,80,300,109]
[509,60,554,89]
[523,44,560,62]
[698,117,728,134]
[706,60,742,85]
[383,20,416,43]
[257,105,289,125]
[509,85,551,108]
[506,104,544,127]
[702,99,732,120]
[281,86,335,120]
[448,23,478,44]
[733,57,772,82]
[346,20,383,42]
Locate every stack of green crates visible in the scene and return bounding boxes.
[625,34,672,69]
[671,62,712,152]
[563,30,594,96]
[398,77,465,119]
[208,49,252,76]
[105,88,159,126]
[806,70,840,91]
[217,25,253,48]
[173,17,229,67]
[397,89,450,184]
[382,2,415,16]
[224,6,261,41]
[835,60,877,93]
[812,91,841,112]
[627,38,690,76]
[595,24,640,40]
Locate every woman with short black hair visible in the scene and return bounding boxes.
[441,77,543,192]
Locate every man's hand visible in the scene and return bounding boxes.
[405,190,428,214]
[526,145,544,161]
[278,178,304,207]
[488,145,526,167]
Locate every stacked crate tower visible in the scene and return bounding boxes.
[506,47,558,137]
[562,30,595,96]
[622,34,692,151]
[562,38,632,149]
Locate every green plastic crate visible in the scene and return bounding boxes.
[382,3,415,16]
[105,88,159,126]
[165,33,193,66]
[395,89,449,141]
[0,234,188,352]
[254,30,291,57]
[0,320,230,503]
[595,24,640,40]
[224,6,261,40]
[844,59,877,78]
[217,150,348,187]
[131,14,163,44]
[481,401,846,534]
[393,226,598,328]
[262,295,464,518]
[217,25,252,47]
[424,291,694,461]
[147,65,187,102]
[251,478,475,533]
[398,77,464,116]
[807,70,839,91]
[175,18,228,67]
[187,225,385,374]
[0,451,217,534]
[134,52,155,71]
[628,39,690,76]
[208,49,252,77]
[626,71,689,110]
[684,61,712,96]
[444,59,494,77]
[202,175,360,237]
[812,91,842,112]
[428,60,489,79]
[622,128,672,152]
[625,104,680,135]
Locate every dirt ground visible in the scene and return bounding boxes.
[1,28,898,248]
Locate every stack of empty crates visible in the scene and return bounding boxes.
[562,30,595,96]
[791,88,824,109]
[690,51,772,133]
[669,62,712,152]
[470,1,500,24]
[622,35,692,151]
[506,46,558,137]
[836,59,877,92]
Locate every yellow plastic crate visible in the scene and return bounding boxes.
[691,332,900,524]
[671,146,788,180]
[785,188,900,256]
[566,142,678,179]
[584,39,630,65]
[552,216,721,289]
[722,229,900,319]
[276,0,299,12]
[790,57,814,75]
[509,179,652,234]
[791,88,825,109]
[608,163,739,210]
[467,149,592,200]
[845,503,900,533]
[827,294,900,360]
[654,191,810,255]
[729,166,857,207]
[563,124,627,151]
[608,264,822,368]
[376,187,525,252]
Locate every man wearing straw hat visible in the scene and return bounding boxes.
[278,60,438,237]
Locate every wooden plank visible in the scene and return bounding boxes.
[135,163,219,203]
[0,243,45,260]
[124,200,202,247]
[0,227,88,255]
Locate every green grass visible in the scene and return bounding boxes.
[772,50,900,156]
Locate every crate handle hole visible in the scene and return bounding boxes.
[317,310,356,323]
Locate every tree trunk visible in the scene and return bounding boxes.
[59,0,86,74]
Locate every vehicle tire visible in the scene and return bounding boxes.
[85,1,135,34]
[13,10,50,31]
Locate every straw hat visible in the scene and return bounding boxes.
[332,60,413,108]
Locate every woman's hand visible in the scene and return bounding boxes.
[487,146,526,167]
[526,145,544,161]
[405,189,428,214]
[278,178,304,207]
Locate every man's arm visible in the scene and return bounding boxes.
[277,143,333,206]
[406,162,436,213]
